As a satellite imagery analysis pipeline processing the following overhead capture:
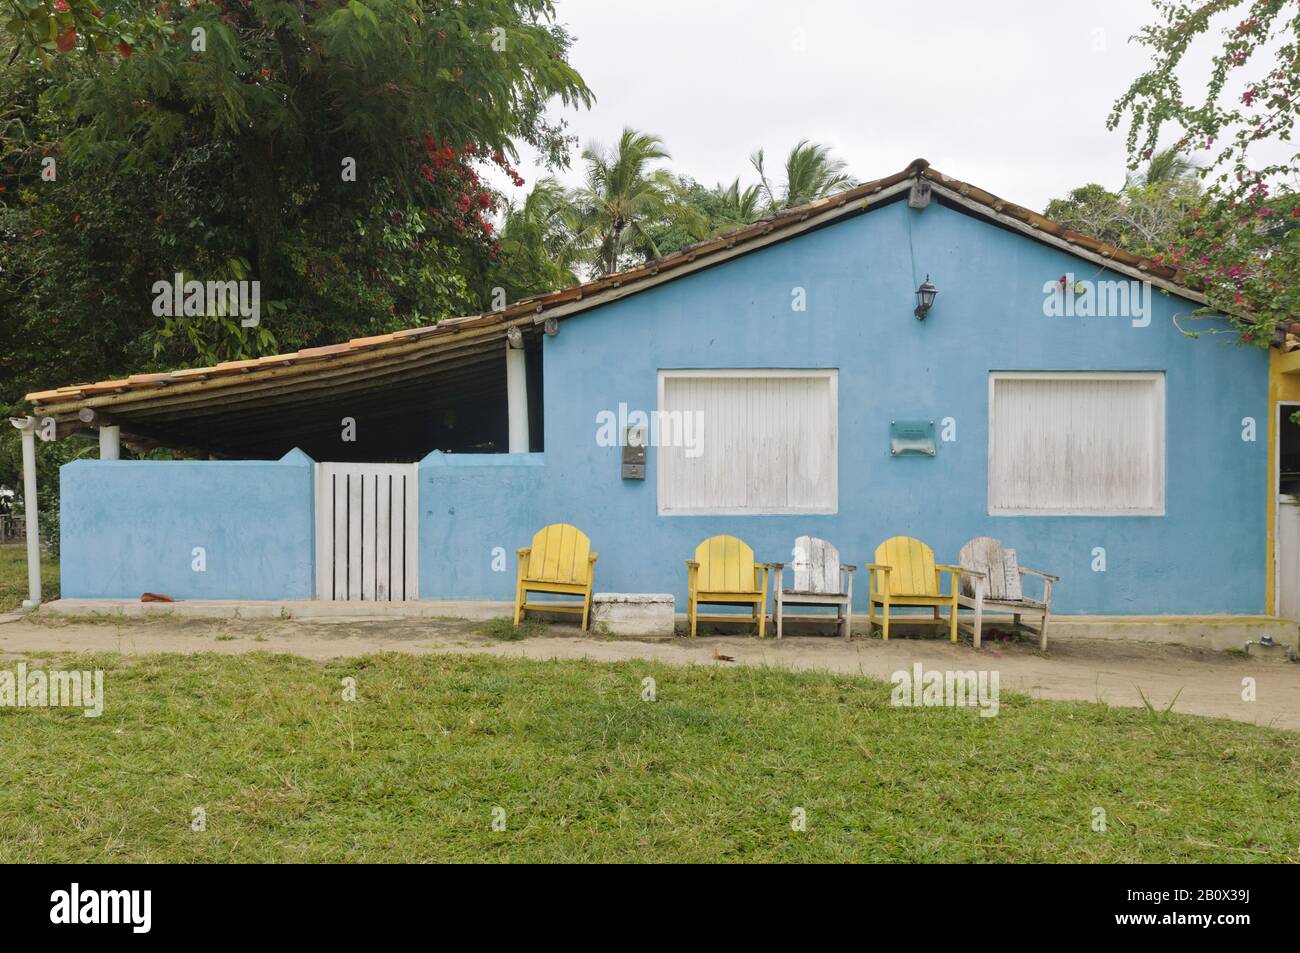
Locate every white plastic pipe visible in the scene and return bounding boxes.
[9,417,40,607]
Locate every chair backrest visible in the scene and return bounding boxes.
[958,536,1022,600]
[874,535,938,596]
[526,523,592,584]
[792,535,840,593]
[694,535,756,592]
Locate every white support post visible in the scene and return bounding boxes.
[99,425,121,460]
[9,417,41,607]
[506,334,530,453]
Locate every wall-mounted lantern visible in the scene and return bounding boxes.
[914,275,938,321]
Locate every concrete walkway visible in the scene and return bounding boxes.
[2,612,1299,730]
[36,598,1300,651]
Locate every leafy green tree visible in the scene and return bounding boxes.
[0,3,593,491]
[2,0,144,62]
[1044,173,1201,260]
[1,1,591,378]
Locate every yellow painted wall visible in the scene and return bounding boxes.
[1266,350,1300,613]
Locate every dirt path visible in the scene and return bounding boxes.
[2,613,1298,729]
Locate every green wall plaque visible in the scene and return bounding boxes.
[890,419,936,456]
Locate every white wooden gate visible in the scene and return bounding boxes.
[315,463,419,601]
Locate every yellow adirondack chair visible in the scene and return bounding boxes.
[866,536,959,643]
[685,535,772,638]
[514,523,598,629]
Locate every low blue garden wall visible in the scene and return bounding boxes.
[59,449,314,600]
[418,451,545,600]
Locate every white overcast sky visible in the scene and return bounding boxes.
[499,0,1279,212]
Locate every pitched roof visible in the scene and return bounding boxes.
[26,158,1207,422]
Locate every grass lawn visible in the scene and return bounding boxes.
[0,542,58,612]
[0,650,1296,862]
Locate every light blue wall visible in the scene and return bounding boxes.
[60,450,314,599]
[491,199,1265,615]
[418,451,544,599]
[60,199,1269,613]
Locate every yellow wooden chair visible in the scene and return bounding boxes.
[866,535,959,643]
[685,535,773,638]
[514,523,598,629]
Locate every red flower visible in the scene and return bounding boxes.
[118,42,133,57]
[53,0,70,11]
[56,28,77,52]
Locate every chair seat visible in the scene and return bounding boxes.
[783,589,847,598]
[982,597,1046,610]
[697,590,764,601]
[870,592,950,604]
[521,578,590,595]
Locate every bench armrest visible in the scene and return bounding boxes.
[1019,566,1059,582]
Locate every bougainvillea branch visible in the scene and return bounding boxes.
[1109,0,1300,345]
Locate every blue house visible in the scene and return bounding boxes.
[23,159,1272,622]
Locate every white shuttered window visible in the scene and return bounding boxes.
[988,372,1165,516]
[658,370,837,515]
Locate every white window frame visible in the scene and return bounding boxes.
[987,370,1166,517]
[657,368,839,516]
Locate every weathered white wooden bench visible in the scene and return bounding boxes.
[772,535,855,640]
[957,536,1057,650]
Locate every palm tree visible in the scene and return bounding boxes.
[496,177,582,296]
[713,177,765,226]
[567,128,686,276]
[1126,146,1198,188]
[751,140,858,212]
